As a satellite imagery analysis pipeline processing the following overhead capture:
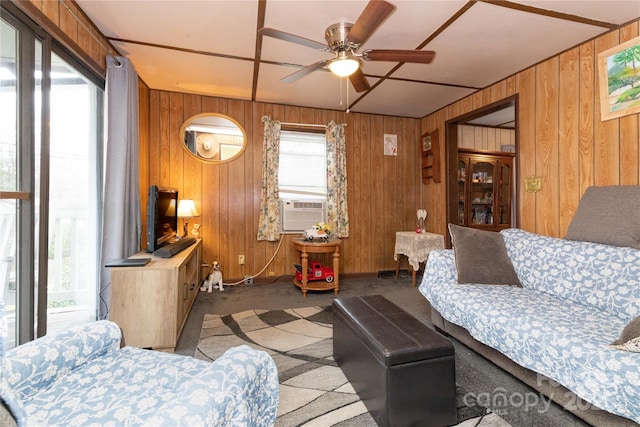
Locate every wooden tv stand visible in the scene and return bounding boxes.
[109,239,202,352]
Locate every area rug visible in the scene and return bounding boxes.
[195,306,509,427]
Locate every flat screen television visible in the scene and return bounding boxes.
[146,185,179,252]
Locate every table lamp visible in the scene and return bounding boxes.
[177,199,199,237]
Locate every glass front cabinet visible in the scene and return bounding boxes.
[457,149,515,231]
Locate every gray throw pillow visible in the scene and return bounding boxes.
[565,186,640,249]
[448,224,521,286]
[610,316,640,353]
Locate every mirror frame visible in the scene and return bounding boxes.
[180,113,247,164]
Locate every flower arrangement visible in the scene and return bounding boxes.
[313,222,331,236]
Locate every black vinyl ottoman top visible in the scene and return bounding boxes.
[333,294,456,427]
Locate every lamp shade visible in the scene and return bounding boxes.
[328,57,360,77]
[177,199,199,218]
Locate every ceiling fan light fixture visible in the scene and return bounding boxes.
[328,56,360,77]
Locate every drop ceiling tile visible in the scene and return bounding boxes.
[351,79,476,118]
[79,1,258,58]
[394,1,607,87]
[113,42,253,100]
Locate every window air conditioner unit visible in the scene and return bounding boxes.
[280,200,327,232]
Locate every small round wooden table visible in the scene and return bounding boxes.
[292,237,341,297]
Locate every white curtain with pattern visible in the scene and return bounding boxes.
[257,116,282,241]
[326,121,349,237]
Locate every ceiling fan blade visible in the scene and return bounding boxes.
[346,0,395,46]
[349,68,370,93]
[363,49,435,64]
[259,27,327,51]
[281,60,328,84]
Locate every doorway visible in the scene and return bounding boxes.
[444,96,519,245]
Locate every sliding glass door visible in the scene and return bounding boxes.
[46,52,101,333]
[1,6,103,349]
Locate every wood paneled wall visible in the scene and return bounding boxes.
[422,21,640,240]
[138,90,423,279]
[458,126,515,151]
[12,0,116,77]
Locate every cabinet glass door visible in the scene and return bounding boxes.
[498,161,512,226]
[457,159,467,225]
[470,160,495,225]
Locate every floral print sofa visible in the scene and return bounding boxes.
[0,320,279,426]
[420,228,640,426]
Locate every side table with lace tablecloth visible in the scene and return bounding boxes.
[394,231,444,287]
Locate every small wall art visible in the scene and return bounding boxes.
[597,36,640,121]
[384,134,398,156]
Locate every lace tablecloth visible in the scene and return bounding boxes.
[394,231,444,271]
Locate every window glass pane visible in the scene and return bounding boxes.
[278,131,327,199]
[0,17,17,192]
[0,199,17,351]
[34,40,42,335]
[1,17,18,350]
[46,52,100,332]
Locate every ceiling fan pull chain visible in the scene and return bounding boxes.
[346,77,350,112]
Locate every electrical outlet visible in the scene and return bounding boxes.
[244,276,253,285]
[238,255,245,265]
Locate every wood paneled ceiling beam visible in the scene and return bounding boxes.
[251,0,267,102]
[107,37,253,63]
[480,0,619,29]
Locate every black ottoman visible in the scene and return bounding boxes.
[333,295,456,427]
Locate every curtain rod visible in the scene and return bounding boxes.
[280,122,347,128]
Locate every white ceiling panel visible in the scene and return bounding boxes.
[394,2,607,87]
[113,42,254,100]
[350,79,476,118]
[79,1,258,58]
[357,1,468,51]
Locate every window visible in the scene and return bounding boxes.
[278,130,327,200]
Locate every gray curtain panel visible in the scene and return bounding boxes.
[99,56,141,319]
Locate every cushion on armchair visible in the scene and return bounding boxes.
[0,320,122,424]
[1,320,122,401]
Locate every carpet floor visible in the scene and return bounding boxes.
[179,276,588,427]
[195,305,510,426]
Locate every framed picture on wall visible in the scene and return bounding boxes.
[597,36,640,121]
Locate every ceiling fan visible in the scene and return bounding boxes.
[259,0,435,93]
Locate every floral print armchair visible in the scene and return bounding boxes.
[0,320,279,426]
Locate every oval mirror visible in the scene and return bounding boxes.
[180,113,247,163]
